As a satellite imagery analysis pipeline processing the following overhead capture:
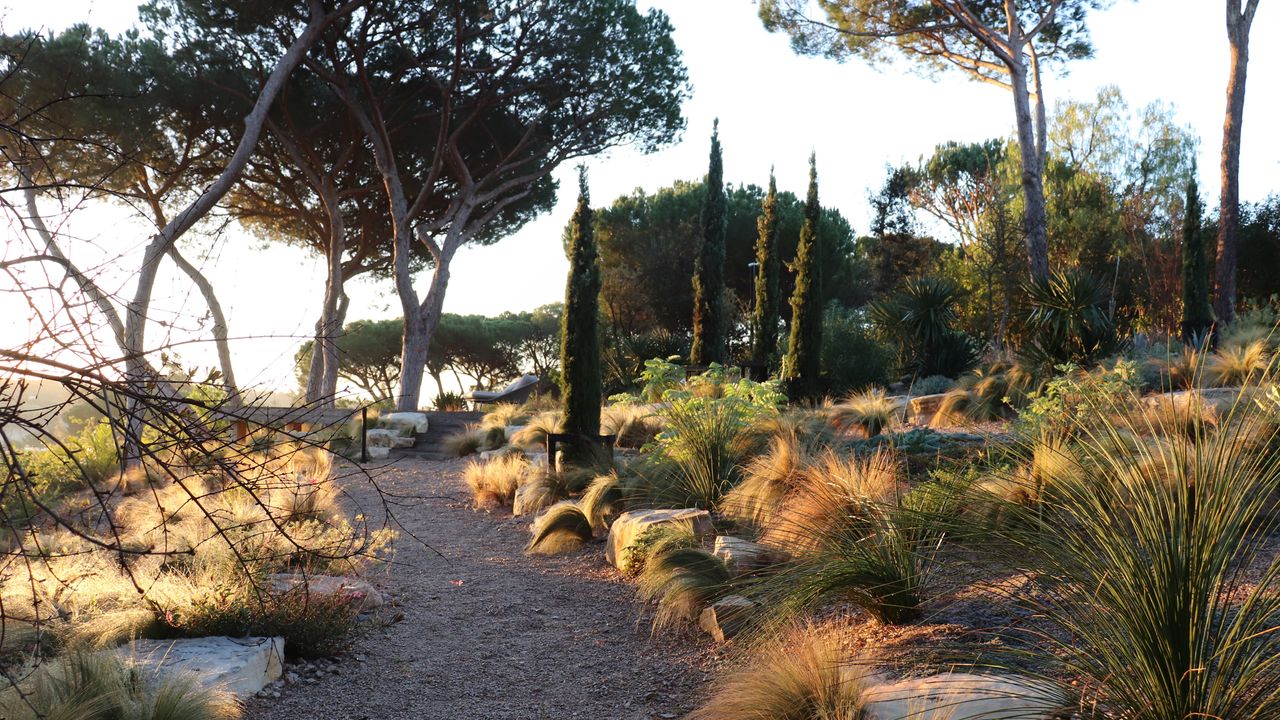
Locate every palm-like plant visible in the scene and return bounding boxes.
[1019,269,1119,373]
[870,277,977,378]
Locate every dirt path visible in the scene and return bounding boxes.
[244,458,714,720]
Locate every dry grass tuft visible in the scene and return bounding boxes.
[686,621,867,720]
[722,432,810,530]
[1207,339,1270,387]
[526,502,593,555]
[830,389,901,437]
[463,455,531,510]
[759,449,902,550]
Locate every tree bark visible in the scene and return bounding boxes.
[1214,0,1259,325]
[305,184,348,409]
[165,245,240,407]
[1008,52,1050,280]
[395,246,454,411]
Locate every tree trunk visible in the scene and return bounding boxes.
[1214,3,1256,325]
[165,246,239,407]
[306,197,348,409]
[395,251,453,411]
[1008,59,1050,281]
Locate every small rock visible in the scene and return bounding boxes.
[606,508,714,571]
[697,595,755,643]
[712,536,772,574]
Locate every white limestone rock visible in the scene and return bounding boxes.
[382,412,429,434]
[366,445,390,460]
[862,673,1066,720]
[606,508,713,571]
[122,636,285,700]
[1144,387,1251,424]
[366,428,414,449]
[712,536,771,574]
[267,573,383,613]
[907,393,950,425]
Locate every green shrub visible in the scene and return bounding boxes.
[1018,269,1121,375]
[909,374,955,396]
[168,581,361,659]
[820,305,893,394]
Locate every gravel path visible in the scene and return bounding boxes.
[244,458,715,720]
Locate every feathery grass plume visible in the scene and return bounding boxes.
[478,425,508,451]
[754,406,836,447]
[978,376,1280,717]
[929,387,975,428]
[580,474,622,531]
[749,449,953,625]
[637,545,731,632]
[0,652,240,720]
[479,403,528,430]
[829,389,901,438]
[509,410,563,449]
[512,472,567,517]
[625,523,700,579]
[722,431,810,530]
[1147,343,1206,391]
[601,404,663,449]
[526,502,593,555]
[442,428,484,457]
[686,621,867,720]
[1206,338,1270,387]
[463,455,531,510]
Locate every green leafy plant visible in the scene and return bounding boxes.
[169,582,360,659]
[1019,269,1121,374]
[870,277,977,378]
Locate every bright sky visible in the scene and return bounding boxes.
[3,0,1278,400]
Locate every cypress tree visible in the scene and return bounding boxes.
[560,167,602,458]
[691,119,727,365]
[783,153,823,391]
[751,168,781,365]
[1181,175,1215,345]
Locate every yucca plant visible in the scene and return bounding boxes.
[982,383,1280,717]
[1206,339,1270,387]
[870,277,977,378]
[686,621,867,720]
[829,389,901,438]
[1019,269,1120,375]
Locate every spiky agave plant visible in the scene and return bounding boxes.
[748,450,955,626]
[983,381,1280,717]
[829,389,901,438]
[686,621,868,720]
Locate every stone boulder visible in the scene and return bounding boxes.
[366,428,414,449]
[862,673,1066,720]
[1144,387,1252,424]
[267,573,383,613]
[712,536,771,574]
[122,636,285,699]
[907,393,951,425]
[697,595,755,643]
[382,412,429,434]
[366,445,390,460]
[606,508,713,571]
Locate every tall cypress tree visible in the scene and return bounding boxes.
[691,119,726,365]
[560,167,602,455]
[1181,175,1214,345]
[751,168,781,365]
[783,153,823,391]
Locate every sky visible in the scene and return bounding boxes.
[3,0,1278,401]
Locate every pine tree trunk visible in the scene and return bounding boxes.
[1214,5,1254,325]
[396,252,452,412]
[1009,60,1050,281]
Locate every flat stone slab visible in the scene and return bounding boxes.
[863,673,1066,720]
[267,573,383,613]
[122,636,284,699]
[606,508,713,571]
[908,393,950,424]
[712,536,771,574]
[382,412,429,433]
[366,445,390,460]
[366,428,414,448]
[1144,387,1250,423]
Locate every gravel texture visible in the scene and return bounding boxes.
[244,458,714,720]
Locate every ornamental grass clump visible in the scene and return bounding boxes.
[526,502,593,555]
[747,449,955,626]
[463,455,532,510]
[722,431,811,530]
[829,389,900,438]
[686,621,867,720]
[982,379,1280,717]
[1206,338,1270,387]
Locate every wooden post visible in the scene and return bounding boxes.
[360,406,368,462]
